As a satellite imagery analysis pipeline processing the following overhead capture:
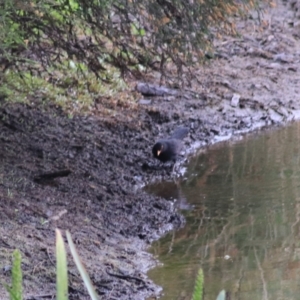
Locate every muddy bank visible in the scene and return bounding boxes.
[0,0,300,299]
[0,102,185,299]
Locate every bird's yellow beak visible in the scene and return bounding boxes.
[157,150,161,156]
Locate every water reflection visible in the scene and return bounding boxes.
[147,123,300,300]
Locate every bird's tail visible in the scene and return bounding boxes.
[171,126,189,140]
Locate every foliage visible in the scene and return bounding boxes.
[56,229,99,300]
[0,0,268,81]
[191,268,227,300]
[4,236,226,300]
[0,61,127,114]
[66,230,98,300]
[56,229,68,300]
[4,231,99,300]
[192,268,204,300]
[4,250,23,300]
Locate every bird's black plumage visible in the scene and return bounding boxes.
[152,127,188,163]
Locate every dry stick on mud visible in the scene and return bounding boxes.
[33,169,71,183]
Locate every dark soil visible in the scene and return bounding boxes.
[1,0,300,299]
[0,102,186,299]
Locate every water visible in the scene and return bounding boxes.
[147,123,300,300]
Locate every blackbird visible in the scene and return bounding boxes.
[152,127,189,164]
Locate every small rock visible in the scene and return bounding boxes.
[138,99,152,105]
[288,65,297,72]
[268,63,284,70]
[164,96,176,102]
[273,53,293,63]
[2,266,11,273]
[231,93,240,107]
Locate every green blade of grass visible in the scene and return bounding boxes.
[4,249,23,300]
[12,250,22,300]
[56,229,68,300]
[66,230,99,300]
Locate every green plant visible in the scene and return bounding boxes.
[56,229,68,300]
[66,230,98,300]
[4,249,23,300]
[192,268,204,300]
[0,0,270,81]
[56,229,99,300]
[4,230,99,300]
[191,268,226,300]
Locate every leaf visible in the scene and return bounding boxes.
[66,230,99,300]
[56,229,68,300]
[192,268,204,300]
[216,289,226,300]
[4,249,23,300]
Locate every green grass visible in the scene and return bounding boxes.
[4,250,22,300]
[4,234,226,300]
[3,230,100,300]
[0,60,127,115]
[192,268,204,300]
